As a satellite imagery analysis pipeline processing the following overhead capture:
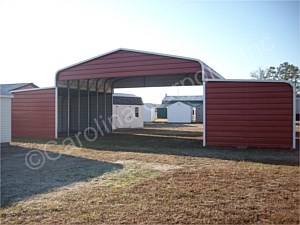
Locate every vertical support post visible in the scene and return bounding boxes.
[77,80,81,133]
[55,87,58,138]
[67,80,70,137]
[96,79,99,133]
[199,61,206,146]
[61,97,64,135]
[111,82,114,132]
[104,81,107,134]
[292,82,296,149]
[202,79,206,146]
[87,79,90,134]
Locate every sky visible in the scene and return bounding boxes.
[0,0,299,103]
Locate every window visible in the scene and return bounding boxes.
[135,107,139,117]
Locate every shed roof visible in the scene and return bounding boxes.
[144,103,158,108]
[158,97,202,109]
[0,83,38,95]
[166,101,194,108]
[113,93,137,98]
[113,94,143,105]
[162,95,203,102]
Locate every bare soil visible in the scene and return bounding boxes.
[1,123,299,224]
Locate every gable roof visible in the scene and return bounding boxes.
[166,101,193,108]
[144,103,158,108]
[113,93,137,98]
[0,83,38,95]
[158,96,203,109]
[163,95,203,102]
[113,94,143,105]
[56,48,225,82]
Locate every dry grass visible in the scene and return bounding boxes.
[1,123,299,224]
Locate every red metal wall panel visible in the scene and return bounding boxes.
[205,81,293,149]
[12,88,55,139]
[57,50,202,81]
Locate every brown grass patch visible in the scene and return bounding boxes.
[2,123,299,224]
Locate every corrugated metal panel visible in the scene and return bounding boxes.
[12,89,55,138]
[57,50,202,81]
[205,81,293,149]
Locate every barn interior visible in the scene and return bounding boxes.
[56,72,207,138]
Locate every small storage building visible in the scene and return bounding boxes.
[158,95,203,123]
[112,93,144,130]
[144,103,157,122]
[0,95,13,144]
[167,101,194,123]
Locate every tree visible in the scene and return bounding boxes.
[250,67,269,80]
[251,62,300,97]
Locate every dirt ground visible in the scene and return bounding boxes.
[1,123,299,224]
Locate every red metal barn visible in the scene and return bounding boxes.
[10,49,296,149]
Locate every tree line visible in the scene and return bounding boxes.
[250,62,299,97]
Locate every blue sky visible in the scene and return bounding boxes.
[0,0,298,103]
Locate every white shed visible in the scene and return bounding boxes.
[166,101,193,123]
[112,94,144,130]
[0,95,13,144]
[144,103,156,122]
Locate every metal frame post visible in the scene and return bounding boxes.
[198,61,206,146]
[111,82,115,132]
[77,80,81,133]
[96,79,99,133]
[87,79,90,134]
[67,80,70,137]
[104,81,107,134]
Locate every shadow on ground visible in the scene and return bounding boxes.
[13,124,300,167]
[79,133,299,167]
[1,146,123,207]
[144,122,202,128]
[114,128,200,137]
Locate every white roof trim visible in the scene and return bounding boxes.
[206,79,293,86]
[0,95,14,98]
[10,86,55,93]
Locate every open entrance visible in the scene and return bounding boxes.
[56,49,223,142]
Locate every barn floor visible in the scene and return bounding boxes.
[1,123,299,224]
